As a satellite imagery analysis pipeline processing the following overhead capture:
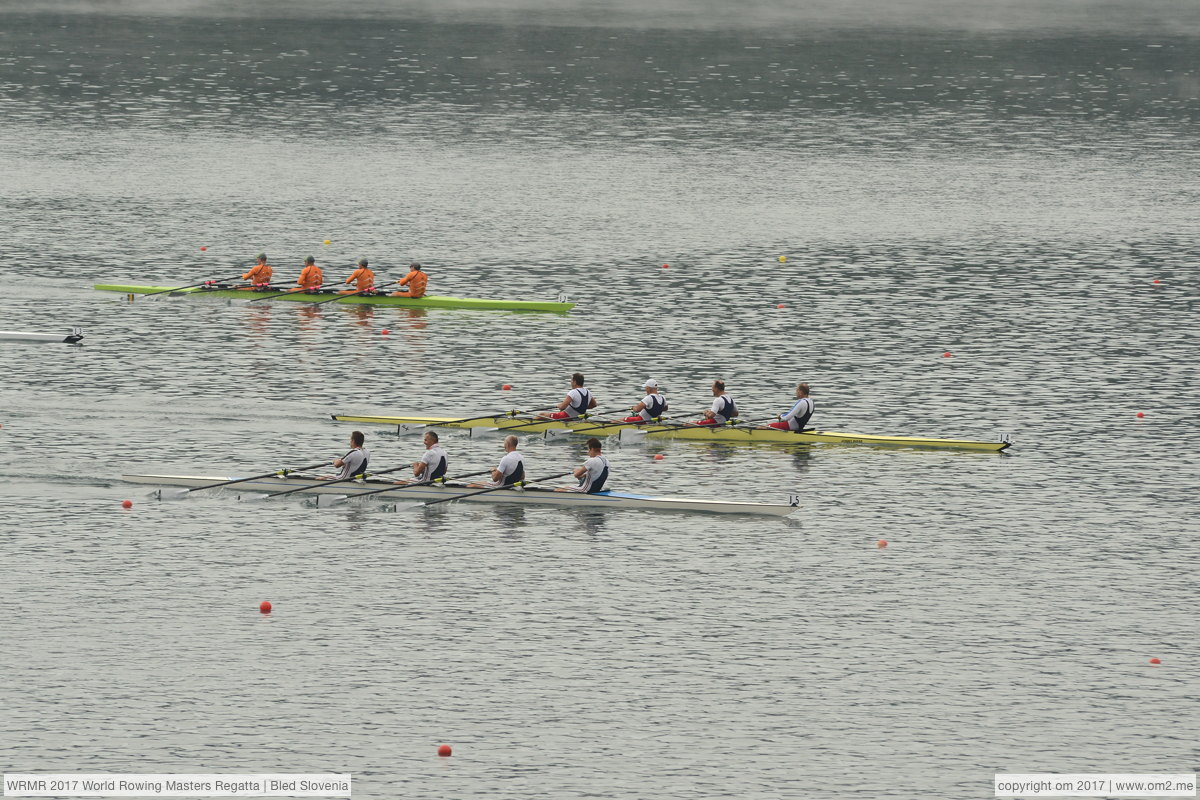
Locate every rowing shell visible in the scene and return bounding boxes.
[0,328,83,344]
[331,413,1012,452]
[123,474,798,516]
[95,284,575,314]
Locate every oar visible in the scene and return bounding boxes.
[315,469,494,507]
[309,281,399,306]
[248,460,414,501]
[139,273,246,298]
[471,411,601,438]
[543,412,687,439]
[617,416,744,442]
[245,283,332,302]
[153,461,330,500]
[387,405,561,436]
[396,471,573,511]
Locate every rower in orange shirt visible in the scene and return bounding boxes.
[296,256,323,292]
[241,252,272,287]
[344,258,375,292]
[391,262,428,298]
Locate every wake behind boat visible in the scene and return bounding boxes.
[331,412,1013,452]
[0,328,84,344]
[95,283,575,314]
[123,473,798,516]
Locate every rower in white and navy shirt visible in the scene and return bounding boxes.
[768,383,814,431]
[333,430,370,479]
[470,435,525,488]
[539,372,598,420]
[623,378,668,423]
[559,437,610,493]
[696,379,738,426]
[395,430,448,484]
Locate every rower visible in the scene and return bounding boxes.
[557,437,610,493]
[241,252,272,288]
[395,431,448,485]
[331,431,370,480]
[538,372,598,420]
[767,383,814,431]
[296,256,323,292]
[469,435,524,488]
[696,379,738,426]
[344,258,375,292]
[623,378,668,423]
[391,262,428,298]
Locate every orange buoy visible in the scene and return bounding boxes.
[1136,412,1145,418]
[260,601,272,614]
[1149,657,1161,665]
[380,329,390,335]
[943,352,952,358]
[437,744,452,757]
[776,303,785,308]
[501,384,512,391]
[661,263,669,269]
[654,454,664,461]
[877,539,888,548]
[121,499,133,509]
[1152,279,1161,284]
[200,246,207,251]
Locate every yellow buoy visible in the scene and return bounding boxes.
[778,255,787,262]
[323,239,331,245]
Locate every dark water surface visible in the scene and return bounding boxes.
[1,3,1197,798]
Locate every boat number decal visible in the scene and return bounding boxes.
[557,293,571,303]
[997,432,1015,444]
[788,494,801,507]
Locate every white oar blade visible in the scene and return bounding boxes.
[316,494,349,508]
[543,427,576,439]
[618,428,649,443]
[155,488,191,501]
[469,426,502,438]
[395,423,426,436]
[237,493,270,503]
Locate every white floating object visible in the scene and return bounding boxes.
[0,328,84,344]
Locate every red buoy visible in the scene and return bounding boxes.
[1136,412,1145,418]
[943,352,952,358]
[380,329,390,335]
[776,303,785,308]
[1152,279,1161,284]
[121,499,133,509]
[654,454,664,461]
[200,246,207,251]
[502,384,512,390]
[877,539,888,548]
[438,744,452,757]
[1149,657,1161,665]
[661,263,669,269]
[259,601,272,614]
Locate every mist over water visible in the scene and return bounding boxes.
[1,2,1197,798]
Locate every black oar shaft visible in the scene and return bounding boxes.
[180,461,329,494]
[139,273,244,298]
[310,281,399,306]
[263,460,413,499]
[343,469,494,499]
[419,471,573,508]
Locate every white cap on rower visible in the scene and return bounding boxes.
[643,379,658,388]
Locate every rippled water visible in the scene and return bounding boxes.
[1,3,1197,798]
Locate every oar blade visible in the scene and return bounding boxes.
[156,488,191,501]
[543,427,576,439]
[316,494,349,508]
[237,493,270,503]
[618,428,649,443]
[395,423,427,436]
[469,426,503,438]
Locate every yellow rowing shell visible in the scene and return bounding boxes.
[331,413,1012,452]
